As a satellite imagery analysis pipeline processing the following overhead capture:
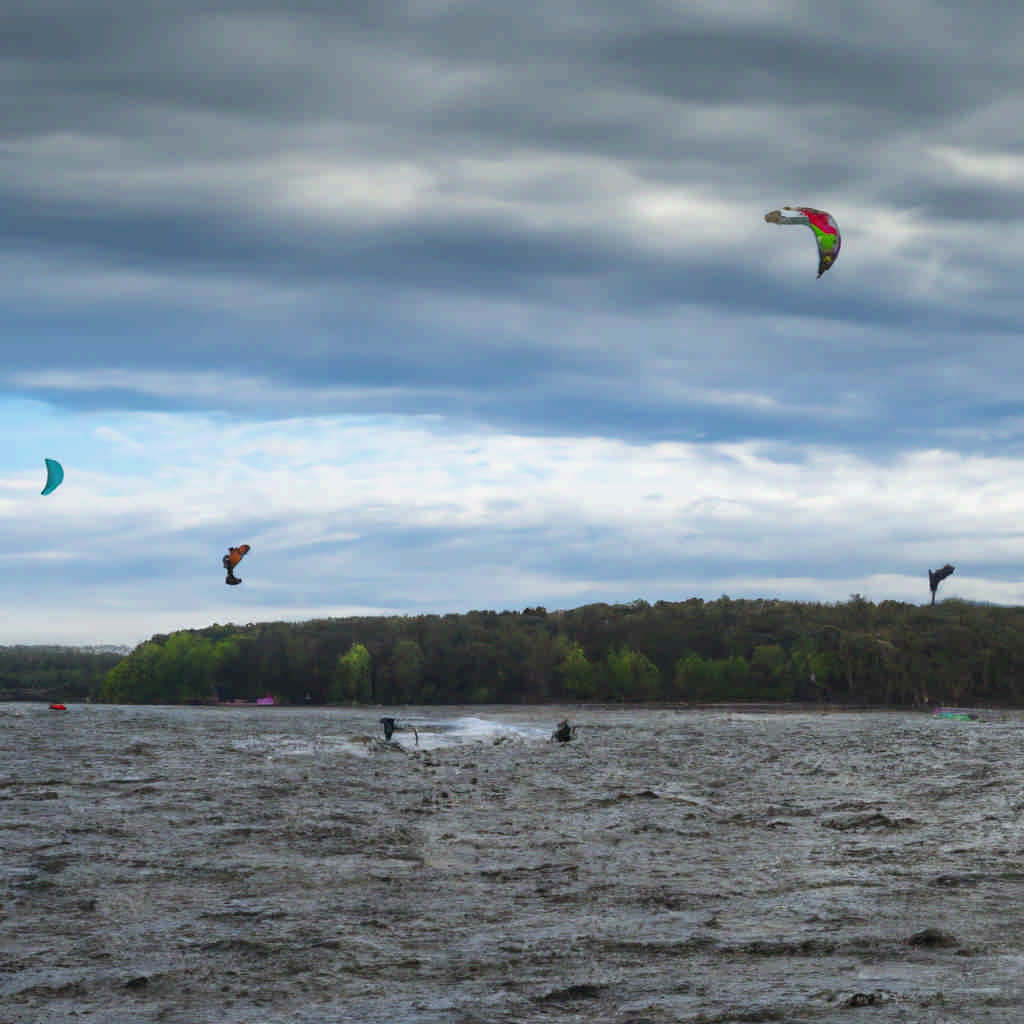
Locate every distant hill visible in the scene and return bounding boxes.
[0,644,127,702]
[96,595,1024,708]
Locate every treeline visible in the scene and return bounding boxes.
[0,645,126,701]
[97,595,1024,707]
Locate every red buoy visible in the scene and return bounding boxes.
[49,703,67,711]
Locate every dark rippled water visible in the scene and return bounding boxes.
[4,703,1024,1023]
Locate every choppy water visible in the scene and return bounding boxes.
[4,704,1024,1023]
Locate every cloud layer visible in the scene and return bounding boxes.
[5,410,1022,645]
[5,0,1024,641]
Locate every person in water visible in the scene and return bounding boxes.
[380,717,419,745]
[552,719,576,742]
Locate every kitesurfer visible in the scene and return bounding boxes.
[552,719,576,742]
[380,717,418,745]
[928,564,955,605]
[223,544,250,585]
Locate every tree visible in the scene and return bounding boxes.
[557,643,595,700]
[211,637,244,699]
[391,638,423,703]
[673,652,710,701]
[100,641,164,703]
[330,642,372,703]
[93,594,1024,709]
[750,643,793,701]
[603,647,661,701]
[707,655,752,701]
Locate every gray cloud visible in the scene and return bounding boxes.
[4,0,1024,453]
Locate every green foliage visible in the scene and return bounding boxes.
[714,654,754,701]
[0,645,123,702]
[751,643,792,701]
[602,647,661,701]
[390,639,423,703]
[98,630,254,704]
[558,643,595,699]
[91,595,1024,708]
[673,652,710,700]
[330,642,372,704]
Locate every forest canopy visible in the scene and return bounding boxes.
[0,645,125,702]
[83,595,1024,708]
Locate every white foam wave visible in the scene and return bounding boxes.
[227,713,553,759]
[388,715,550,751]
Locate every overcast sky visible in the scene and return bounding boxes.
[6,0,1024,645]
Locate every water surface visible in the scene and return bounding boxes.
[3,704,1024,1022]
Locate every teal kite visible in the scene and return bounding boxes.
[41,458,64,495]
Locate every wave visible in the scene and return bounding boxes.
[381,714,551,750]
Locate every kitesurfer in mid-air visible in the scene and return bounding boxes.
[928,564,955,605]
[223,544,250,585]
